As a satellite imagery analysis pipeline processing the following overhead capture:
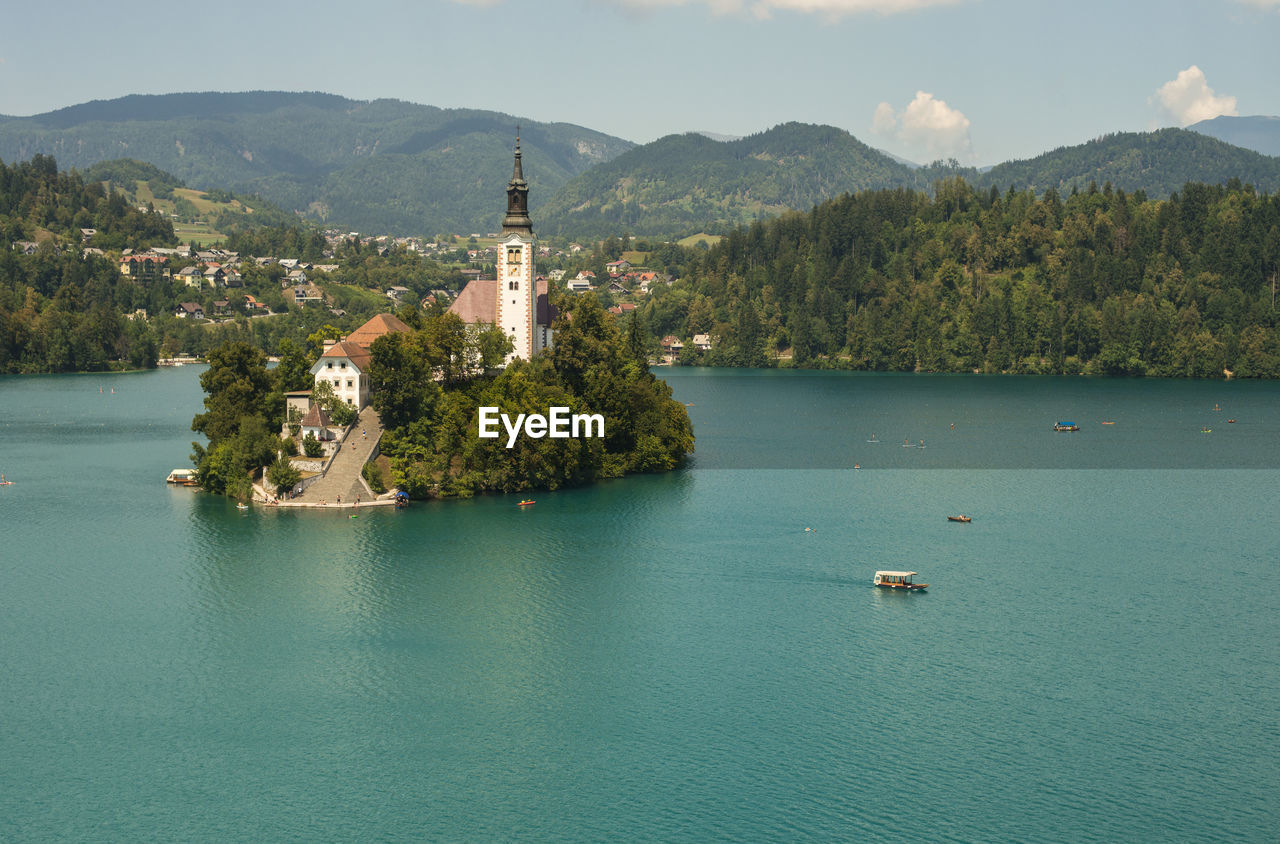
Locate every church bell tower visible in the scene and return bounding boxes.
[496,133,538,361]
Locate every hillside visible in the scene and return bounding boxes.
[976,128,1280,198]
[538,124,1280,240]
[537,123,922,239]
[647,178,1280,378]
[1189,115,1280,158]
[81,158,298,245]
[0,92,633,236]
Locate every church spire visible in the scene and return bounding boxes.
[502,130,533,236]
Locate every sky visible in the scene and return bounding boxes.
[1,0,1277,166]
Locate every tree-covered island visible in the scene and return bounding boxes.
[190,296,694,501]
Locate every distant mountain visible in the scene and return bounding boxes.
[1189,115,1280,158]
[542,124,1280,239]
[0,91,633,235]
[538,122,922,238]
[976,128,1280,198]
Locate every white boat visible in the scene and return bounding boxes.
[166,468,197,486]
[874,570,928,591]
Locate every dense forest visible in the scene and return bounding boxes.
[0,155,176,372]
[643,178,1280,378]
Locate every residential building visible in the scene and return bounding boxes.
[307,313,413,411]
[119,254,170,283]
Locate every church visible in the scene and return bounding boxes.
[448,136,555,362]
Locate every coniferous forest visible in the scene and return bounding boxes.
[645,178,1280,377]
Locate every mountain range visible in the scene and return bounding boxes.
[3,92,1279,239]
[0,92,631,237]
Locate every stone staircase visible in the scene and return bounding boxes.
[292,406,385,506]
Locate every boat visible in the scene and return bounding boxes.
[1053,422,1080,432]
[236,503,249,511]
[0,475,12,485]
[1201,427,1212,434]
[1227,419,1236,424]
[874,570,928,591]
[517,499,536,506]
[947,515,971,523]
[166,468,198,486]
[394,491,410,509]
[1101,421,1115,425]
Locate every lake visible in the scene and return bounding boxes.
[1,367,1277,840]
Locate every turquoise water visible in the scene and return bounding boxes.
[2,368,1278,840]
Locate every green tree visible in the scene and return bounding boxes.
[267,456,302,496]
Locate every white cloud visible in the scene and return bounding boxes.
[871,102,897,134]
[456,0,967,16]
[1153,66,1237,126]
[871,91,973,163]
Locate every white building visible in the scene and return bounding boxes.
[307,313,413,411]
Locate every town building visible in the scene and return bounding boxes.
[309,312,413,410]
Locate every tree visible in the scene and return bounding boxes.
[274,337,314,393]
[311,379,356,427]
[267,456,301,496]
[368,331,440,430]
[192,341,273,443]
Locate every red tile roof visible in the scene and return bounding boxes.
[449,278,557,327]
[448,279,497,324]
[346,312,412,349]
[319,340,371,371]
[300,403,332,428]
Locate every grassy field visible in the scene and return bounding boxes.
[173,221,225,248]
[110,182,231,246]
[677,233,722,248]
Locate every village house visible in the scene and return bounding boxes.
[292,283,325,306]
[693,333,714,352]
[176,266,203,288]
[605,260,631,277]
[299,403,336,443]
[309,313,414,411]
[567,270,595,292]
[175,302,204,319]
[119,254,170,283]
[203,264,226,288]
[386,285,412,303]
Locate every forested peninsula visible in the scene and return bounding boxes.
[645,179,1280,377]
